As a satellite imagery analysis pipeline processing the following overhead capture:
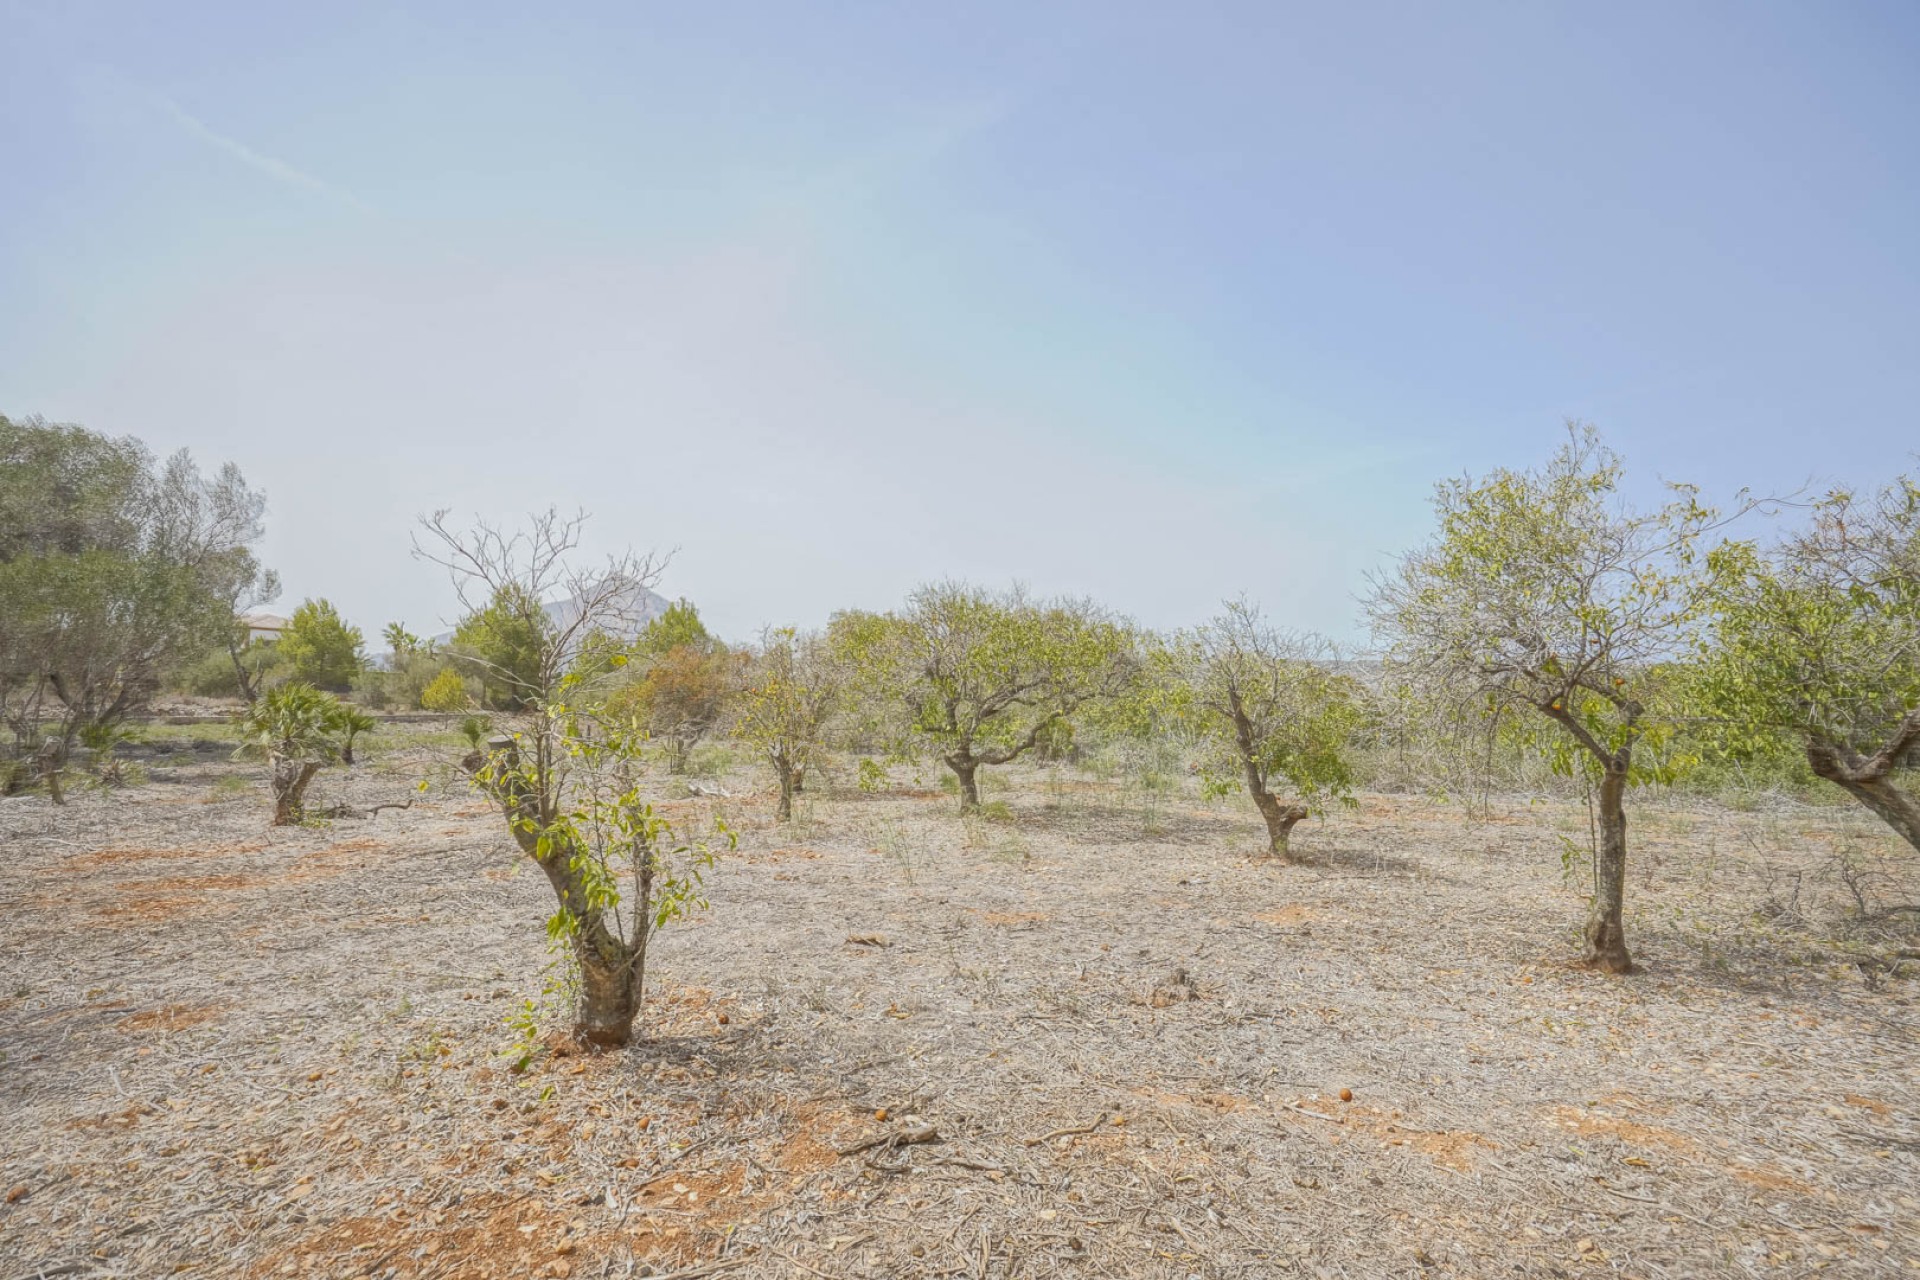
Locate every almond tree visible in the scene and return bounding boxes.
[1368,427,1718,973]
[1165,602,1366,859]
[735,627,841,820]
[416,509,726,1047]
[843,583,1137,813]
[1703,476,1920,849]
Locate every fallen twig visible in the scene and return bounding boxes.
[1024,1112,1108,1146]
[837,1121,940,1158]
[772,1248,843,1279]
[646,1259,750,1280]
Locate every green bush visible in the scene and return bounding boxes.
[421,668,470,713]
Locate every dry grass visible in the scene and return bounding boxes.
[1,728,1917,1279]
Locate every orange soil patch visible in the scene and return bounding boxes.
[118,1003,224,1033]
[1293,1099,1497,1172]
[1551,1103,1819,1195]
[1551,1105,1699,1155]
[1732,1165,1820,1195]
[251,1193,602,1280]
[93,873,265,920]
[971,909,1050,926]
[740,846,823,865]
[285,836,393,882]
[1254,905,1318,927]
[1842,1094,1892,1117]
[62,840,266,870]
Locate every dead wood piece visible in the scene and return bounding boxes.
[836,1120,940,1157]
[647,1259,750,1280]
[844,933,891,948]
[1024,1112,1109,1146]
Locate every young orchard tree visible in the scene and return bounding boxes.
[416,508,726,1048]
[636,641,738,774]
[1165,602,1366,859]
[735,627,842,820]
[236,681,349,825]
[1703,477,1920,849]
[845,583,1137,813]
[1368,427,1721,973]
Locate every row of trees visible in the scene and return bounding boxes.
[408,430,1911,1044]
[7,412,1911,1044]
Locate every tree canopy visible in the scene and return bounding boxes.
[0,414,272,771]
[841,582,1137,812]
[279,598,365,691]
[1367,426,1718,971]
[1703,477,1920,848]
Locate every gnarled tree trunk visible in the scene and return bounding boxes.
[948,753,982,813]
[773,749,796,821]
[1251,789,1309,859]
[1806,737,1920,853]
[1229,688,1306,859]
[270,756,321,826]
[466,736,648,1047]
[1581,766,1634,973]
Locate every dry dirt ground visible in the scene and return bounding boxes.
[2,724,1918,1280]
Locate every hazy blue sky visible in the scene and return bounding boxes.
[3,1,1916,642]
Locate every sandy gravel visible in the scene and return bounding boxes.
[2,726,1916,1279]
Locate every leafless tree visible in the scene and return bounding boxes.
[416,509,711,1048]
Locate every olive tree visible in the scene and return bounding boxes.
[1703,477,1920,849]
[416,508,725,1048]
[844,583,1137,813]
[735,627,841,820]
[1164,602,1366,859]
[1367,428,1718,973]
[0,416,272,781]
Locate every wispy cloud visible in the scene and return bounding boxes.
[160,96,371,213]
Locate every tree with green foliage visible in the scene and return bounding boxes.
[1368,427,1721,973]
[1702,477,1920,850]
[383,623,421,662]
[736,627,842,820]
[0,414,272,783]
[1163,602,1367,859]
[278,598,365,690]
[337,705,377,765]
[236,681,348,825]
[843,583,1138,813]
[617,642,739,774]
[453,583,549,709]
[420,667,470,713]
[635,598,714,659]
[417,507,728,1048]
